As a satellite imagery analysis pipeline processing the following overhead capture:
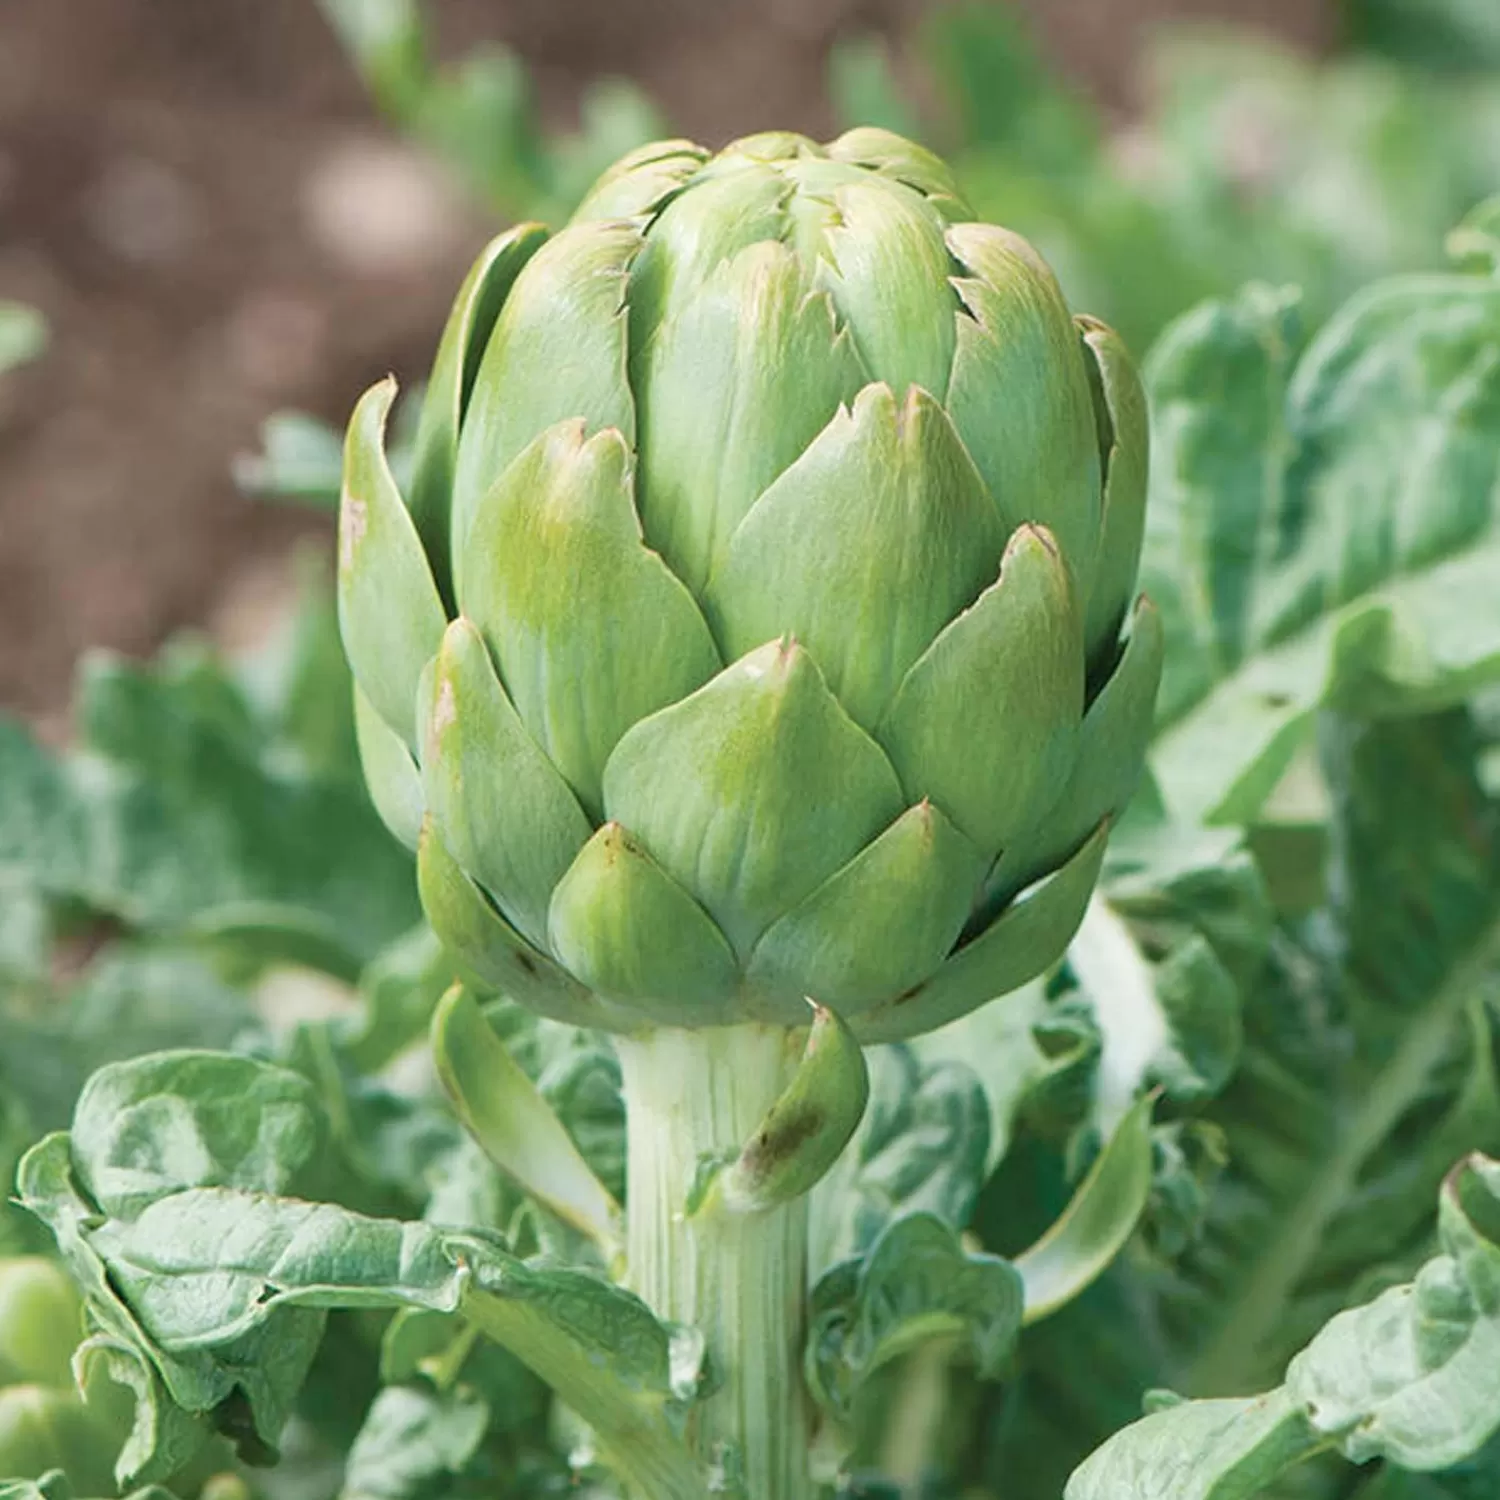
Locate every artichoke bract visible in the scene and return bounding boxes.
[339,128,1160,1041]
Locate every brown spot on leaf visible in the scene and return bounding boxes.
[739,1104,824,1180]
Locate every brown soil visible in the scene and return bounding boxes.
[0,0,1335,722]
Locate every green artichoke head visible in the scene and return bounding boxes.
[337,128,1161,1041]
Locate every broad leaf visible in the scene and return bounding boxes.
[18,1051,700,1495]
[806,1213,1022,1426]
[1144,261,1500,826]
[1066,1154,1500,1496]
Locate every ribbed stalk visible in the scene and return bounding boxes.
[615,1024,814,1500]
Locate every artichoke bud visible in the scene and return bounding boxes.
[0,1384,118,1491]
[0,1257,82,1389]
[338,129,1161,1038]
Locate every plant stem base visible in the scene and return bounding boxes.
[616,1023,814,1500]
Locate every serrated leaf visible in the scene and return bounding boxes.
[806,1213,1023,1424]
[812,1046,992,1275]
[340,1384,490,1499]
[1065,1155,1500,1497]
[1144,267,1500,826]
[18,1050,703,1498]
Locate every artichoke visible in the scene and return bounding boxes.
[338,128,1160,1041]
[0,1257,118,1489]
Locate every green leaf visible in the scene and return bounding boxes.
[452,221,640,558]
[73,1334,216,1492]
[878,524,1084,859]
[353,682,425,852]
[707,382,1003,734]
[1146,267,1500,825]
[744,801,984,1021]
[570,138,707,223]
[415,821,621,1032]
[635,238,865,595]
[340,1384,490,1498]
[1079,314,1151,663]
[1065,1155,1500,1496]
[547,823,741,1023]
[945,223,1103,593]
[232,411,343,508]
[456,421,720,820]
[855,818,1108,1044]
[817,174,957,400]
[1177,711,1500,1400]
[19,1050,704,1498]
[65,648,419,971]
[1001,709,1500,1500]
[430,985,621,1256]
[337,378,447,750]
[826,127,971,220]
[806,1212,1023,1424]
[420,617,591,948]
[339,922,453,1073]
[709,1003,870,1213]
[988,594,1164,904]
[811,1046,992,1274]
[407,223,548,598]
[1014,1092,1155,1324]
[1065,1388,1321,1500]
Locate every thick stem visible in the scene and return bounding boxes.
[616,1024,814,1500]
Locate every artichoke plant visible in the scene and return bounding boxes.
[337,126,1158,1497]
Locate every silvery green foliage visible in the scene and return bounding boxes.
[0,565,417,990]
[17,1052,687,1491]
[1144,260,1500,826]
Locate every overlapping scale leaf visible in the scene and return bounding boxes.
[457,420,721,818]
[878,524,1085,858]
[602,639,906,958]
[946,223,1103,594]
[352,682,424,852]
[633,240,866,592]
[989,597,1163,903]
[709,383,1004,730]
[419,618,591,949]
[816,173,959,400]
[570,139,708,223]
[548,823,741,1024]
[746,801,984,1021]
[406,223,548,598]
[337,379,446,749]
[856,819,1109,1045]
[416,821,620,1032]
[826,125,973,220]
[450,220,640,560]
[626,162,791,363]
[1079,316,1151,665]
